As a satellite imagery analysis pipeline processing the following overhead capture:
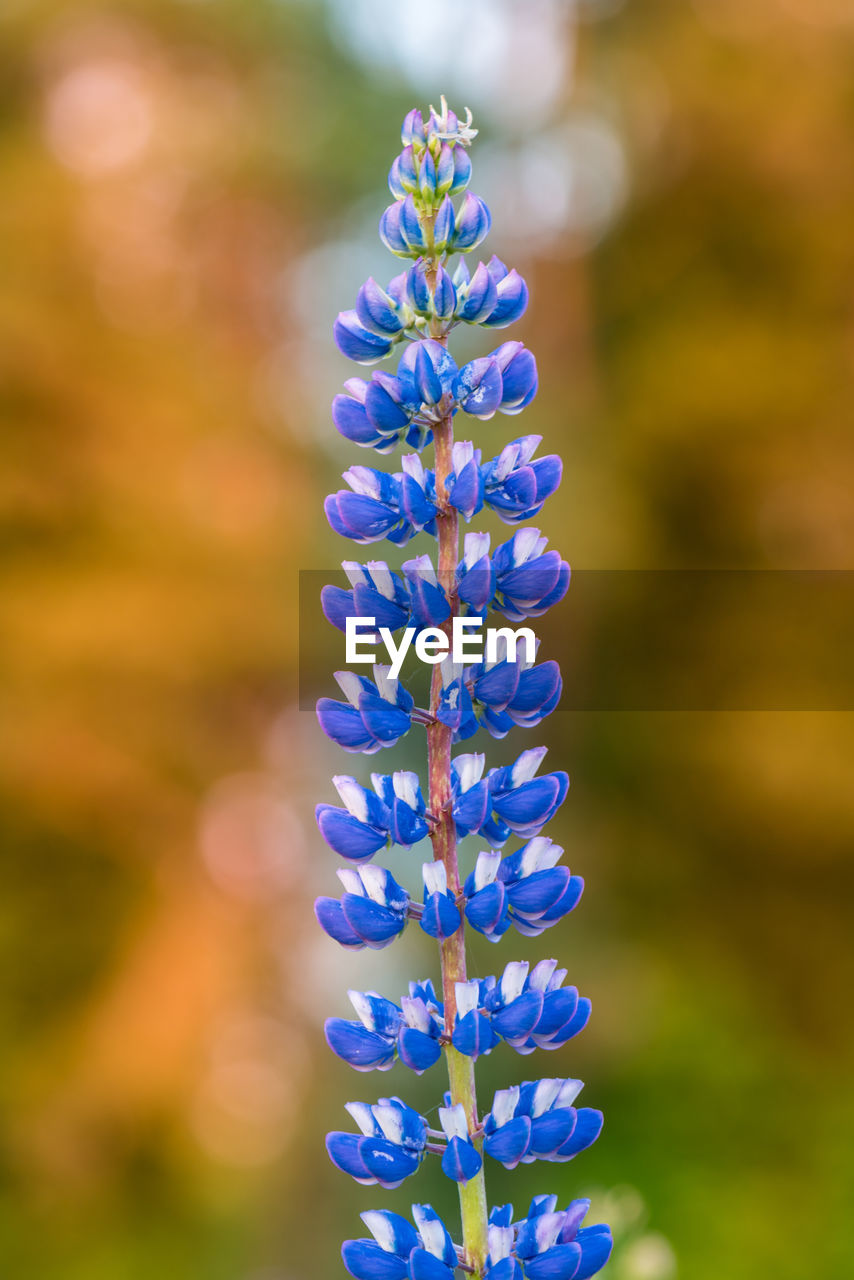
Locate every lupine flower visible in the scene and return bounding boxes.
[317,100,612,1280]
[326,1097,427,1188]
[439,1102,483,1183]
[452,960,591,1059]
[326,991,402,1073]
[315,865,410,950]
[451,192,492,252]
[445,441,485,518]
[490,342,539,414]
[436,660,480,741]
[315,770,429,862]
[467,642,563,738]
[325,983,448,1075]
[492,529,571,622]
[317,668,413,754]
[483,1079,604,1168]
[401,554,452,628]
[457,531,496,612]
[481,437,562,523]
[331,336,537,457]
[464,838,583,941]
[322,561,412,633]
[324,439,562,558]
[342,1203,459,1280]
[483,747,570,843]
[514,1196,613,1280]
[325,460,436,546]
[325,981,445,1076]
[419,860,462,941]
[334,310,397,364]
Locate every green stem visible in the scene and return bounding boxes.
[427,407,489,1274]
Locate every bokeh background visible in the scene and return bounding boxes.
[2,1,854,1277]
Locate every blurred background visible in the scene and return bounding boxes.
[2,0,854,1277]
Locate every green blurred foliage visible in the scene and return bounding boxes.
[1,1,852,1277]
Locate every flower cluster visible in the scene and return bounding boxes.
[325,436,561,547]
[316,101,611,1279]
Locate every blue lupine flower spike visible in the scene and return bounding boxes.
[317,100,611,1280]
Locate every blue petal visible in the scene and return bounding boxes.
[365,378,411,433]
[452,193,491,251]
[573,1228,612,1280]
[549,996,591,1045]
[342,895,406,945]
[335,311,394,364]
[420,892,462,941]
[494,776,562,828]
[404,573,451,629]
[441,1135,482,1182]
[483,269,529,328]
[452,779,490,836]
[452,1009,498,1059]
[353,583,411,631]
[449,146,472,196]
[535,988,579,1038]
[432,195,455,250]
[368,1211,421,1258]
[454,357,503,419]
[488,1261,523,1280]
[510,662,561,714]
[492,990,545,1041]
[457,261,497,322]
[325,1019,396,1071]
[483,1115,532,1167]
[316,806,387,861]
[321,585,356,633]
[400,194,428,251]
[507,867,571,916]
[315,897,365,949]
[361,1137,421,1187]
[380,203,410,256]
[342,1241,408,1280]
[388,797,429,847]
[397,1028,442,1074]
[317,699,375,752]
[359,692,411,745]
[357,277,404,336]
[529,1109,577,1157]
[326,1131,373,1181]
[407,1248,454,1280]
[556,1108,603,1159]
[474,660,520,709]
[524,1244,583,1280]
[333,392,380,446]
[539,875,584,923]
[464,881,506,935]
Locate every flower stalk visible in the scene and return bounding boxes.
[315,99,613,1280]
[428,408,489,1271]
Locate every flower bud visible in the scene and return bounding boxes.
[400,194,429,252]
[482,266,529,328]
[431,194,455,251]
[401,108,427,147]
[355,278,404,337]
[379,202,409,256]
[451,193,492,252]
[449,144,472,196]
[435,143,455,195]
[456,260,499,323]
[418,149,437,202]
[334,310,394,364]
